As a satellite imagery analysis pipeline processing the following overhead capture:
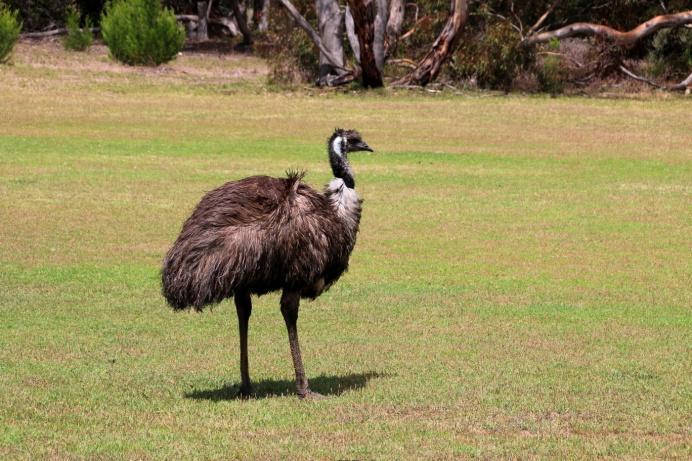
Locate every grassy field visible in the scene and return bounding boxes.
[1,41,691,459]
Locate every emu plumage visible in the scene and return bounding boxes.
[161,129,372,398]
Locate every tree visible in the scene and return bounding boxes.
[395,0,468,86]
[346,0,384,87]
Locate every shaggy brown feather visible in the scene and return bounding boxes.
[161,172,361,310]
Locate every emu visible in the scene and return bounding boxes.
[161,129,373,399]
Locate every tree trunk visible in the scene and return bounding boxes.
[276,0,354,85]
[346,0,384,88]
[197,1,209,41]
[395,0,468,86]
[345,7,360,64]
[253,0,270,32]
[230,0,253,45]
[316,0,345,79]
[373,0,388,72]
[524,10,692,46]
[384,0,404,58]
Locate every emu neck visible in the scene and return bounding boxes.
[328,136,355,189]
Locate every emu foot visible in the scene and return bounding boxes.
[297,389,326,400]
[238,384,254,399]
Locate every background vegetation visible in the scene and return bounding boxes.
[0,2,21,63]
[101,0,185,66]
[4,0,691,90]
[63,5,92,51]
[0,41,690,459]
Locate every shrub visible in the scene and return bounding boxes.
[648,27,692,79]
[450,21,529,90]
[64,5,93,51]
[0,3,21,63]
[101,0,185,66]
[536,38,566,94]
[257,2,319,86]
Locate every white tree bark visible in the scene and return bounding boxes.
[384,0,404,57]
[315,0,345,78]
[345,6,361,64]
[197,1,209,41]
[373,0,388,72]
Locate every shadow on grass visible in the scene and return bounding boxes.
[185,371,387,401]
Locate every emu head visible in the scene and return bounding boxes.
[328,129,373,189]
[329,129,373,157]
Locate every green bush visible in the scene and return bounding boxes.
[536,38,566,94]
[0,3,21,63]
[64,5,93,51]
[450,21,529,90]
[257,2,319,86]
[648,27,692,79]
[101,0,184,66]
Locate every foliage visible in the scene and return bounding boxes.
[257,1,319,86]
[0,2,21,63]
[101,0,185,66]
[450,21,530,90]
[4,0,106,31]
[648,27,692,79]
[536,37,566,94]
[63,5,92,51]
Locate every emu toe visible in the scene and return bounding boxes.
[298,389,326,400]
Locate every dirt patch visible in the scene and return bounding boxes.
[12,38,268,84]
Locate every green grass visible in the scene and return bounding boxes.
[1,41,691,459]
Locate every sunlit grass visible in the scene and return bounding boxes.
[0,41,690,459]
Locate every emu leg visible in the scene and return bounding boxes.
[280,290,324,399]
[234,291,253,397]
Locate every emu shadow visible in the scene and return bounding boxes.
[185,371,386,401]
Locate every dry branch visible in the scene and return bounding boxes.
[618,65,660,87]
[394,0,468,86]
[525,0,562,38]
[524,10,692,46]
[669,71,692,91]
[21,27,99,38]
[176,14,239,36]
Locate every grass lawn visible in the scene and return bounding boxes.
[1,41,690,459]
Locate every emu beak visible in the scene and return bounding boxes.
[354,141,373,152]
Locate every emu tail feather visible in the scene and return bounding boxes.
[161,236,238,311]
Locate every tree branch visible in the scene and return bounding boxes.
[524,10,692,46]
[669,71,692,91]
[525,0,562,38]
[394,0,468,86]
[618,65,660,87]
[276,0,351,72]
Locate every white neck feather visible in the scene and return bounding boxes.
[327,178,360,231]
[331,136,345,157]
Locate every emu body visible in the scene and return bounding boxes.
[161,129,372,398]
